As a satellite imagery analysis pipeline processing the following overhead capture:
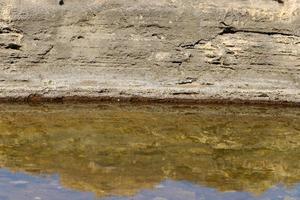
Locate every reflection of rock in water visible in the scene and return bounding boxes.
[0,104,300,197]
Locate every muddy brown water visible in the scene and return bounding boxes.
[0,103,300,200]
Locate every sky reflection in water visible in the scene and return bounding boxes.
[1,104,300,200]
[1,169,300,200]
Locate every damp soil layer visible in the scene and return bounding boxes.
[0,95,300,107]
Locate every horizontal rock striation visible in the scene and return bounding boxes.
[0,0,299,104]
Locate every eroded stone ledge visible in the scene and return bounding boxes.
[0,0,299,104]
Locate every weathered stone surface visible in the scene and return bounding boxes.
[0,0,299,103]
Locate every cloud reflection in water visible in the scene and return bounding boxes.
[1,169,300,200]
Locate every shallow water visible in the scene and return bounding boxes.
[0,104,300,200]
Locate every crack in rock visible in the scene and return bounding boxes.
[219,22,298,37]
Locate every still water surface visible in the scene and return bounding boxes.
[0,104,300,200]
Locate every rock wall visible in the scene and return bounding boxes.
[0,0,299,104]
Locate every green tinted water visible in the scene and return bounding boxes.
[0,104,300,200]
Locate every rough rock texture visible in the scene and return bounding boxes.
[0,0,299,103]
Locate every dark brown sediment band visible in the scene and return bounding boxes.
[0,95,299,107]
